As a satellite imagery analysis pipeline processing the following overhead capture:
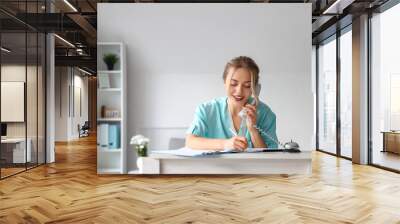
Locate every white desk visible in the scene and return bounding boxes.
[1,138,31,163]
[132,151,312,175]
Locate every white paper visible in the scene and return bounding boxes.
[152,147,284,157]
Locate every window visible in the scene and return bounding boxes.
[390,74,400,130]
[340,29,352,158]
[0,1,47,179]
[318,36,337,154]
[371,3,400,171]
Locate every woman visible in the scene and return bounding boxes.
[185,56,278,151]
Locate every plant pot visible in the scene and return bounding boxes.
[105,62,114,70]
[136,157,144,171]
[136,157,159,174]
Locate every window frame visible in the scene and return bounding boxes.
[315,24,353,161]
[368,0,400,173]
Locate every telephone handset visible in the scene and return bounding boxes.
[238,84,301,153]
[235,84,260,136]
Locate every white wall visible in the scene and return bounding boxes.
[55,67,69,141]
[98,4,313,158]
[55,67,89,141]
[72,73,89,138]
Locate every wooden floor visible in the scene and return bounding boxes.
[1,167,26,178]
[1,136,400,223]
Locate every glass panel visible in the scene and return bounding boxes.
[340,29,352,158]
[27,31,38,169]
[371,4,400,171]
[0,1,46,178]
[26,0,39,169]
[1,31,27,177]
[318,37,337,154]
[38,32,45,165]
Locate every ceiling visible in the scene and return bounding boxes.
[0,0,391,73]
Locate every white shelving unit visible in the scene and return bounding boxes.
[97,42,127,174]
[97,70,121,74]
[98,88,121,92]
[98,118,122,122]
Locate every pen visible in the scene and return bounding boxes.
[230,128,250,152]
[230,128,237,137]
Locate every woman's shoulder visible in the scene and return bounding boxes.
[196,97,227,113]
[257,100,276,117]
[198,97,227,108]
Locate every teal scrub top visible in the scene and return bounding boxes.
[186,96,278,148]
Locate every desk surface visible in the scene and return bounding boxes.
[135,151,312,175]
[381,131,400,134]
[1,138,27,143]
[150,151,312,160]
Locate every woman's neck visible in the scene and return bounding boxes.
[227,98,243,116]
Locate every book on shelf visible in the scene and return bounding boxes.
[98,124,109,147]
[108,124,120,149]
[97,123,121,150]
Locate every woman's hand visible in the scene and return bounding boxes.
[244,104,257,130]
[224,136,248,151]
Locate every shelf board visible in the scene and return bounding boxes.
[98,42,123,46]
[98,88,121,92]
[98,118,121,122]
[98,168,122,174]
[98,148,121,152]
[97,70,121,74]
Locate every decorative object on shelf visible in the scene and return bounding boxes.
[100,105,120,119]
[104,109,120,118]
[101,105,106,118]
[103,53,119,70]
[98,73,110,88]
[130,134,149,157]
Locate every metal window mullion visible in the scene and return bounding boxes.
[36,8,39,167]
[44,20,47,164]
[316,45,320,150]
[336,30,341,157]
[367,11,373,165]
[25,0,28,171]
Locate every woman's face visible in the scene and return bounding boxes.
[224,67,252,107]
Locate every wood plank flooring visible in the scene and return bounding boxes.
[1,167,26,178]
[0,135,400,223]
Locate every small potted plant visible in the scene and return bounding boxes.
[102,53,119,70]
[130,135,150,172]
[130,134,149,157]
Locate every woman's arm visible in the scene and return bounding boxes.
[185,134,224,150]
[244,104,268,148]
[185,134,248,151]
[248,127,267,148]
